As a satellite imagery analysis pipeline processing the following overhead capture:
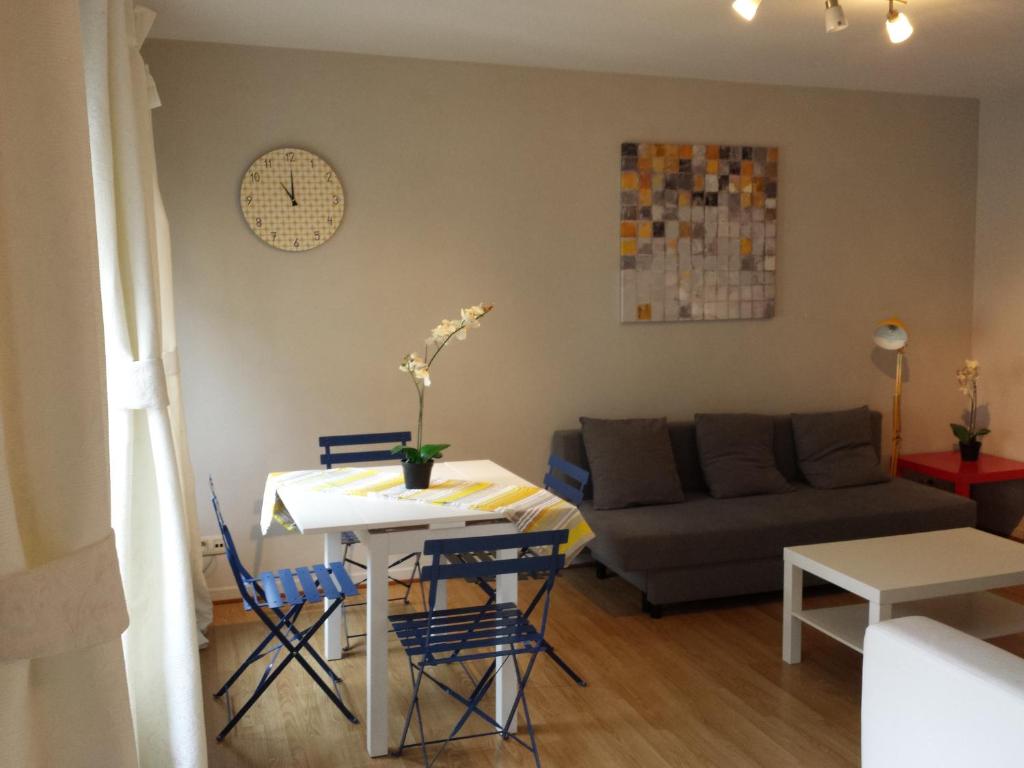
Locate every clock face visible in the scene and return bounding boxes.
[240,147,344,252]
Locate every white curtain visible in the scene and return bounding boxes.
[0,0,137,765]
[81,1,213,765]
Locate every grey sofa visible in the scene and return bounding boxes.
[551,412,977,617]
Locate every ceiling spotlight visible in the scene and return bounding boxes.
[824,0,848,32]
[886,0,914,43]
[732,0,761,22]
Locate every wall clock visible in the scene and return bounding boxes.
[239,147,344,252]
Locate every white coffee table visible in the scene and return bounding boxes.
[783,527,1024,663]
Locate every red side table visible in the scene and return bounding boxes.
[897,451,1024,498]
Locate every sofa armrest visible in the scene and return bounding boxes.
[862,616,1024,768]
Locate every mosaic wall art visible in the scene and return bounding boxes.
[620,142,778,323]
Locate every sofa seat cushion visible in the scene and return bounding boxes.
[584,479,976,573]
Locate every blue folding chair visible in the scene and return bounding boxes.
[208,477,360,741]
[318,430,423,650]
[446,454,590,687]
[390,529,568,768]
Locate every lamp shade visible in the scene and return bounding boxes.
[825,0,848,32]
[873,318,908,350]
[886,10,914,43]
[732,0,761,22]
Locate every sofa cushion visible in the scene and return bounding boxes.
[792,406,890,489]
[695,413,792,498]
[584,478,976,573]
[579,417,684,510]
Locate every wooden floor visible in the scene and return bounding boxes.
[202,568,1024,768]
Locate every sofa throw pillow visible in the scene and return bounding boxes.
[791,406,890,489]
[695,413,793,499]
[579,417,684,510]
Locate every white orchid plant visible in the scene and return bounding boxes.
[950,359,990,445]
[393,303,494,464]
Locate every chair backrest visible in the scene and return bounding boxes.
[421,530,568,649]
[543,454,589,507]
[208,476,256,597]
[319,431,412,468]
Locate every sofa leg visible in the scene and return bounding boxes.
[595,562,611,580]
[642,594,663,619]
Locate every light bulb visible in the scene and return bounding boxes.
[824,0,848,32]
[732,0,761,22]
[886,9,913,43]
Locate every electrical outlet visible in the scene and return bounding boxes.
[201,535,226,556]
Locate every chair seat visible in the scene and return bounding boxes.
[340,530,360,545]
[243,561,357,610]
[389,602,543,662]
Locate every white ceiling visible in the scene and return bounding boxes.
[145,0,1023,99]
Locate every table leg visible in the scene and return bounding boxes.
[366,532,390,757]
[783,560,803,664]
[869,601,893,624]
[495,547,518,734]
[954,481,971,498]
[324,532,344,660]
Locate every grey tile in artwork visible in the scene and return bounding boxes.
[621,255,637,269]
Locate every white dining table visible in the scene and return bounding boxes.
[262,460,524,757]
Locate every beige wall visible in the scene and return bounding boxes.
[972,92,1024,457]
[145,40,979,594]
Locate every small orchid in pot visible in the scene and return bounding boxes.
[950,359,990,462]
[393,304,494,488]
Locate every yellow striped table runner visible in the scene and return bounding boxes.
[264,467,594,564]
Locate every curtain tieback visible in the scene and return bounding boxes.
[110,357,169,410]
[0,530,128,660]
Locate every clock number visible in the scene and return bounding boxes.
[293,238,300,248]
[271,231,277,241]
[325,172,333,182]
[263,158,273,168]
[331,195,339,206]
[327,216,333,225]
[250,171,261,183]
[314,230,321,241]
[255,217,262,228]
[285,152,294,162]
[245,195,253,207]
[309,159,315,168]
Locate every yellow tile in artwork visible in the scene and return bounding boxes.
[621,221,637,237]
[741,193,751,208]
[740,238,753,255]
[680,221,692,237]
[694,175,705,192]
[639,188,653,206]
[638,220,653,238]
[652,156,665,172]
[707,159,719,174]
[741,176,753,194]
[753,191,765,208]
[664,144,679,159]
[753,177,765,193]
[637,304,652,321]
[707,145,720,160]
[655,144,666,157]
[741,160,754,176]
[664,157,679,173]
[678,191,691,206]
[621,171,639,190]
[621,238,637,255]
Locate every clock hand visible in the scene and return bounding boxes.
[289,171,297,206]
[279,181,295,201]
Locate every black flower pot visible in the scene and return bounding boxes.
[959,441,981,462]
[402,459,434,490]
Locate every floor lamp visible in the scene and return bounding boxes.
[873,318,909,477]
